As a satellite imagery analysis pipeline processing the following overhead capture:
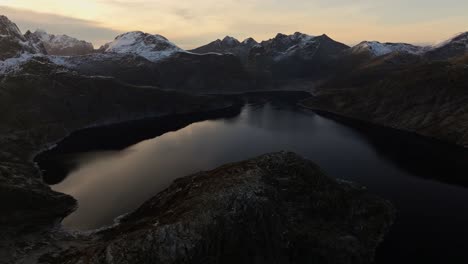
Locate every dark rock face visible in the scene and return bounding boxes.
[47,152,394,264]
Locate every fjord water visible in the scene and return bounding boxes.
[38,97,468,263]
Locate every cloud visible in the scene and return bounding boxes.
[0,5,121,47]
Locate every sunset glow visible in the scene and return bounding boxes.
[1,0,467,48]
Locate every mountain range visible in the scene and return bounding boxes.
[0,14,467,145]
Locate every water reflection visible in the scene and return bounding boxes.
[38,100,468,263]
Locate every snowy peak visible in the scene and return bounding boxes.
[100,31,183,62]
[0,15,24,40]
[261,32,316,53]
[25,30,94,56]
[0,15,46,61]
[351,41,425,57]
[221,36,240,47]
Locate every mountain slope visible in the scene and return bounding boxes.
[25,30,94,56]
[425,32,468,60]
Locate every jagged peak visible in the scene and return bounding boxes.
[0,15,24,40]
[274,33,288,39]
[222,36,240,45]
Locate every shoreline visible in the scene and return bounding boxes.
[298,98,468,151]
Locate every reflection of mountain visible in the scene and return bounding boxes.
[36,105,242,185]
[315,111,468,188]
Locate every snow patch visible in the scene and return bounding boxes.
[0,53,34,75]
[352,41,425,56]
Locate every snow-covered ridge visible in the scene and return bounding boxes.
[100,31,183,62]
[351,41,426,57]
[33,30,93,49]
[0,53,36,75]
[25,30,94,56]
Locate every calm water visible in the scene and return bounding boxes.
[38,98,468,263]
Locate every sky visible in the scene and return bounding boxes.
[0,0,467,49]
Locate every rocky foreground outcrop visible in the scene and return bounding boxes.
[42,152,394,264]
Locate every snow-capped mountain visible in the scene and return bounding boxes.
[0,15,46,59]
[0,15,24,40]
[260,32,316,53]
[350,41,426,57]
[425,32,468,60]
[0,15,48,74]
[247,32,349,80]
[258,32,349,61]
[25,30,94,56]
[98,31,183,62]
[220,36,241,47]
